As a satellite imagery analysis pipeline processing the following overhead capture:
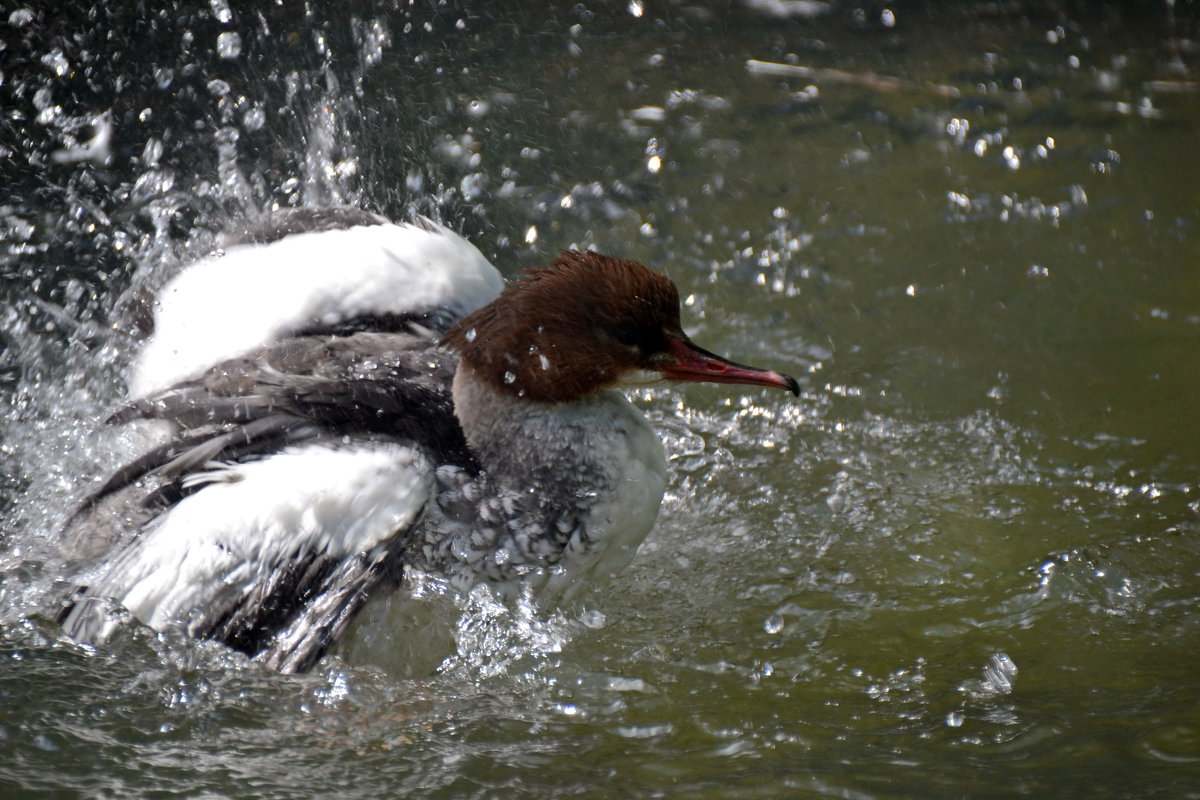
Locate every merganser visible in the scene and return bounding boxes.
[58,209,798,673]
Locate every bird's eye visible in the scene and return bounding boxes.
[613,325,639,348]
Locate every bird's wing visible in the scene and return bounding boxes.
[69,332,472,534]
[131,217,503,396]
[60,439,433,672]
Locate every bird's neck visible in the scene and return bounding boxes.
[451,366,619,492]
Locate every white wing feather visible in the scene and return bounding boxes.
[131,221,504,395]
[64,442,432,647]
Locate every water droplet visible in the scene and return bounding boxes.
[40,48,69,77]
[579,609,606,629]
[945,711,965,727]
[460,172,486,200]
[142,137,163,165]
[538,354,551,371]
[981,652,1018,694]
[216,31,242,59]
[763,613,784,634]
[464,328,477,343]
[213,126,239,146]
[503,371,517,384]
[210,0,232,24]
[360,29,386,66]
[32,734,58,752]
[242,105,265,131]
[630,106,666,122]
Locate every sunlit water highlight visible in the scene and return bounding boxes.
[2,2,1199,797]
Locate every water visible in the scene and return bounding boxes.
[3,2,1199,797]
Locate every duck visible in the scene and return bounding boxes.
[58,209,799,673]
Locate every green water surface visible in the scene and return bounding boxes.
[1,2,1198,798]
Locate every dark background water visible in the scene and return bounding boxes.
[2,1,1199,797]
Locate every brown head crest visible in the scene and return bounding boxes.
[442,251,682,403]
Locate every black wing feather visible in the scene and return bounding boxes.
[77,332,474,521]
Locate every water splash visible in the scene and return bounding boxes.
[0,3,400,633]
[438,583,581,682]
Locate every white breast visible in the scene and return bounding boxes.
[539,390,668,602]
[131,220,504,396]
